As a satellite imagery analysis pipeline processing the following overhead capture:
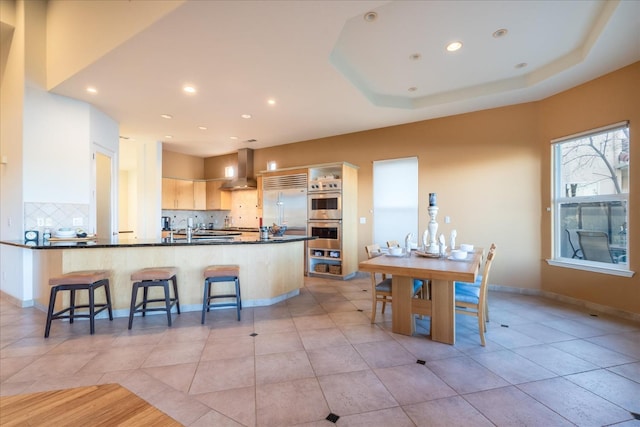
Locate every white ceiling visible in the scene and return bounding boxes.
[50,0,640,160]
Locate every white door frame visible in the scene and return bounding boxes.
[92,143,118,239]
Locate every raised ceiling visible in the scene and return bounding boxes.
[48,0,640,158]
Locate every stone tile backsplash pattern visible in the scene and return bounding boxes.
[24,202,89,233]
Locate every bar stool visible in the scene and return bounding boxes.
[45,270,113,338]
[202,265,242,324]
[128,267,180,329]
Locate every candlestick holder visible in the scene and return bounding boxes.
[427,205,439,254]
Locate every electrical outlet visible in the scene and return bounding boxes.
[444,216,451,224]
[360,217,366,224]
[45,218,53,226]
[37,218,45,226]
[73,217,83,226]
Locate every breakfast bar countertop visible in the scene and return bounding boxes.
[0,235,314,250]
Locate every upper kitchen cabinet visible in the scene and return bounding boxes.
[162,178,195,210]
[194,181,207,210]
[206,180,231,210]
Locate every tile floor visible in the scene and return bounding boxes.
[1,275,639,426]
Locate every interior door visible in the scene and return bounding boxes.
[96,151,113,239]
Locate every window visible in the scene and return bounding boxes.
[373,157,419,246]
[551,122,630,274]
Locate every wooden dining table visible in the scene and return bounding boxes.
[359,249,482,344]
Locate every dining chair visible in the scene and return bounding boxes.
[454,244,496,346]
[457,243,495,322]
[365,243,424,324]
[577,231,615,263]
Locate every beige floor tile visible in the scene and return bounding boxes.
[196,386,256,427]
[518,377,633,425]
[587,331,640,359]
[317,369,398,416]
[46,334,118,354]
[298,327,349,350]
[143,362,198,393]
[76,345,154,374]
[111,327,168,346]
[354,340,416,369]
[0,336,66,358]
[509,322,578,343]
[477,325,543,348]
[194,386,256,426]
[191,409,246,427]
[403,395,494,427]
[607,361,640,383]
[142,340,205,368]
[189,356,255,394]
[307,344,369,376]
[256,350,315,385]
[513,343,599,375]
[464,385,574,426]
[566,369,640,413]
[292,314,337,331]
[374,363,457,405]
[0,355,40,382]
[157,324,212,344]
[256,377,329,426]
[327,310,371,327]
[201,335,255,361]
[330,406,415,426]
[471,350,557,384]
[541,318,609,338]
[551,339,636,367]
[147,386,211,425]
[426,356,509,394]
[253,317,296,334]
[254,331,303,355]
[392,333,463,360]
[99,369,172,402]
[5,351,97,383]
[340,323,392,345]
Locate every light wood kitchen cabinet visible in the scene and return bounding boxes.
[194,181,207,210]
[162,178,195,210]
[206,180,231,210]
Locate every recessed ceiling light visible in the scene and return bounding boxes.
[230,136,238,140]
[160,114,173,119]
[267,99,276,105]
[198,126,207,130]
[241,114,252,119]
[409,53,421,61]
[86,87,97,94]
[183,85,196,93]
[408,87,417,92]
[515,62,528,69]
[493,28,508,38]
[164,135,173,139]
[446,41,463,52]
[363,11,377,22]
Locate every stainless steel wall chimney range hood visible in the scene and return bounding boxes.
[221,148,257,190]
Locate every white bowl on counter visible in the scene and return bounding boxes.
[389,246,403,256]
[54,228,77,238]
[450,249,467,260]
[459,243,474,252]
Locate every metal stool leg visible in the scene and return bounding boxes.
[163,280,172,327]
[201,279,210,325]
[128,282,139,330]
[45,287,58,338]
[89,284,96,334]
[103,280,114,320]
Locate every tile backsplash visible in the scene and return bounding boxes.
[24,202,90,233]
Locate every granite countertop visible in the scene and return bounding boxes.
[0,235,314,250]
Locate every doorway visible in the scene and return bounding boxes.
[95,150,115,239]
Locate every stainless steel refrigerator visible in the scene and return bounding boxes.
[262,188,308,235]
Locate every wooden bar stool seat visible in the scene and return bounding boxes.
[128,267,180,329]
[45,270,113,338]
[202,265,241,323]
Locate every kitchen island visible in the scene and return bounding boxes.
[0,235,313,316]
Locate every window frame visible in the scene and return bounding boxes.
[547,121,633,277]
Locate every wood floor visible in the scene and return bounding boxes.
[0,383,181,426]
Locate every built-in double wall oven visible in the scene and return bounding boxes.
[308,178,342,250]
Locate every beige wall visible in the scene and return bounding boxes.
[539,62,639,314]
[191,62,639,315]
[162,149,204,179]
